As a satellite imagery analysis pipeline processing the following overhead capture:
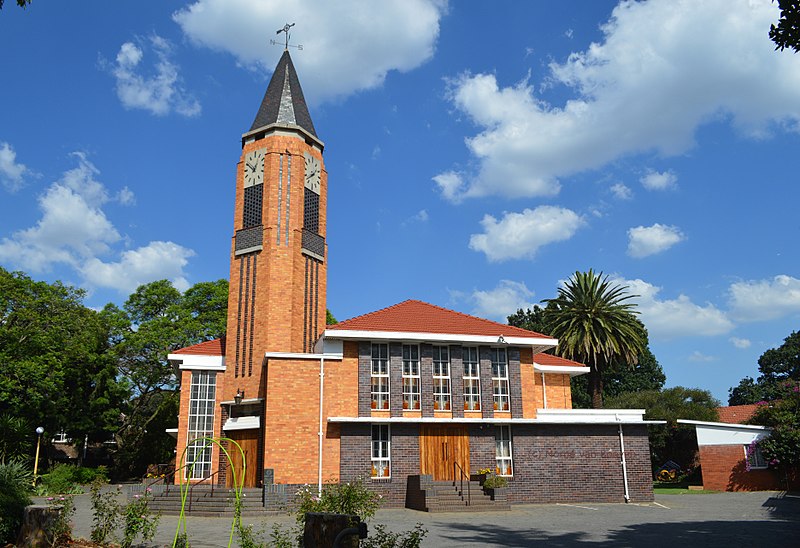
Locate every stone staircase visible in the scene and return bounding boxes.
[406,475,511,513]
[143,486,269,517]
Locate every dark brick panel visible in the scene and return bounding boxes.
[479,346,495,418]
[508,347,522,418]
[358,342,371,417]
[389,343,403,417]
[420,345,433,418]
[450,345,464,418]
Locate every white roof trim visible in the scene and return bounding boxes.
[327,416,663,425]
[220,397,264,405]
[264,351,343,361]
[168,354,225,371]
[534,364,591,376]
[165,428,178,439]
[323,329,557,348]
[677,419,770,431]
[223,416,261,431]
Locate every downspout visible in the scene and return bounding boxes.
[541,372,548,409]
[616,414,631,503]
[318,356,325,498]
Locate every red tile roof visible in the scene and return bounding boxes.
[330,300,551,338]
[716,404,759,424]
[172,337,226,356]
[533,353,586,368]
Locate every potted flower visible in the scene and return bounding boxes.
[371,400,377,409]
[445,401,451,410]
[383,400,389,409]
[464,401,469,410]
[414,401,420,410]
[403,400,409,410]
[503,402,509,411]
[482,472,509,503]
[493,402,498,410]
[434,401,440,410]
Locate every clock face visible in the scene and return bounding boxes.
[243,148,266,187]
[304,153,321,194]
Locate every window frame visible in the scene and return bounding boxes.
[491,348,510,411]
[186,370,217,480]
[371,424,391,479]
[495,425,514,477]
[432,345,451,411]
[402,344,420,410]
[371,343,390,410]
[463,346,481,411]
[744,443,767,470]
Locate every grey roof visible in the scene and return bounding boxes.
[249,50,317,138]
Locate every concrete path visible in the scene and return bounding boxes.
[36,490,800,547]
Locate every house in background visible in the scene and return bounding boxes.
[167,48,660,510]
[678,404,797,491]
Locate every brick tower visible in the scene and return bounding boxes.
[225,49,327,404]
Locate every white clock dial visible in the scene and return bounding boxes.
[243,148,266,187]
[304,153,321,194]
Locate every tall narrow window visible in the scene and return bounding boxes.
[491,348,509,411]
[402,344,420,410]
[371,424,391,478]
[463,346,481,411]
[495,425,513,476]
[186,371,216,479]
[371,343,389,410]
[432,346,451,411]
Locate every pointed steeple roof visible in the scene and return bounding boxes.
[249,50,317,138]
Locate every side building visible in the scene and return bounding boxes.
[168,49,658,509]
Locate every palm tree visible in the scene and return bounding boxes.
[544,270,646,408]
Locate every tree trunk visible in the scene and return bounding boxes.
[589,366,604,409]
[16,504,61,548]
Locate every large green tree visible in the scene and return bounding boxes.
[606,387,720,474]
[750,382,800,486]
[101,278,228,477]
[770,0,800,53]
[542,270,647,408]
[729,330,800,405]
[0,267,124,448]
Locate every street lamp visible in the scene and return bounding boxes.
[32,426,44,487]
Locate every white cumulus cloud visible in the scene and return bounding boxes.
[627,223,685,258]
[471,280,536,321]
[610,183,632,200]
[728,274,800,322]
[436,0,800,200]
[614,276,734,339]
[469,206,585,262]
[0,142,30,192]
[730,337,752,349]
[688,351,717,363]
[173,0,446,105]
[108,35,201,117]
[640,169,678,191]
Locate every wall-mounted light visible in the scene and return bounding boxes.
[234,388,244,406]
[497,335,507,345]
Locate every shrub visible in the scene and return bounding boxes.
[361,523,427,548]
[295,479,381,524]
[0,460,33,544]
[482,473,508,489]
[46,494,76,545]
[121,489,160,548]
[41,464,109,495]
[90,480,121,545]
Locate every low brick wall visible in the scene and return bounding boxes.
[698,445,799,491]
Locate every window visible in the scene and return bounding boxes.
[371,424,391,478]
[432,346,451,410]
[303,188,320,233]
[186,371,216,479]
[371,343,389,410]
[745,443,767,470]
[463,347,481,411]
[491,348,510,411]
[52,431,69,443]
[402,344,420,410]
[495,425,513,476]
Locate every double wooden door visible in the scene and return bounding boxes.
[225,429,259,488]
[420,425,470,481]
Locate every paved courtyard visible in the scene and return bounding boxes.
[42,490,799,547]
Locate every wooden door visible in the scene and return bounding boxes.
[225,430,259,488]
[419,425,470,481]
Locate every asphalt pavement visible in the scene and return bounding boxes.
[35,489,800,547]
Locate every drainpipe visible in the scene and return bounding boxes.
[318,355,325,498]
[541,372,548,409]
[616,414,631,503]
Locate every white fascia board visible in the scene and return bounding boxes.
[534,364,591,376]
[323,329,557,348]
[327,416,663,425]
[165,428,178,439]
[169,354,225,371]
[264,351,343,361]
[535,408,649,423]
[223,416,261,431]
[677,419,770,431]
[220,398,264,405]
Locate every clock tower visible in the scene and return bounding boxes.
[226,49,327,398]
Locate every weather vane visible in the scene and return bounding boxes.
[271,23,303,51]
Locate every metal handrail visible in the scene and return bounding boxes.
[187,469,222,512]
[453,461,470,506]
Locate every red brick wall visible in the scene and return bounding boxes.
[698,445,795,491]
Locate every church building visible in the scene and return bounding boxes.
[168,49,657,509]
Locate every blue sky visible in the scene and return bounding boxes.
[1,0,799,403]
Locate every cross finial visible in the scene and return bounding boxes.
[272,23,303,51]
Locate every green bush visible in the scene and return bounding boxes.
[0,460,33,544]
[41,464,109,495]
[482,473,508,489]
[362,523,427,548]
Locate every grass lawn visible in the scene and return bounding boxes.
[653,484,719,495]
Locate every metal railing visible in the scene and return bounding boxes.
[187,469,222,512]
[453,461,471,506]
